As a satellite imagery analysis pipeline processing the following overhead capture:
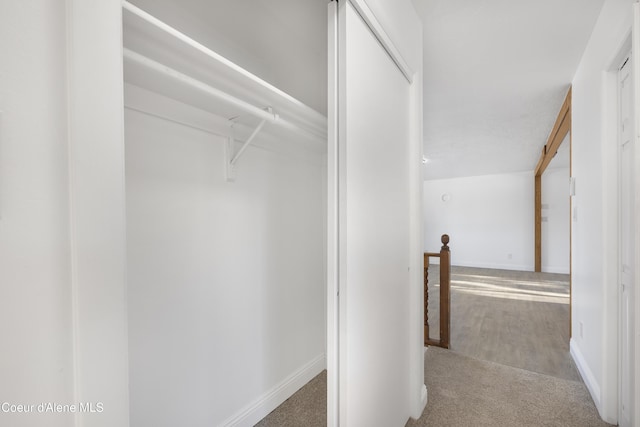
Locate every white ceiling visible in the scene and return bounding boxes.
[130,0,604,181]
[414,0,604,180]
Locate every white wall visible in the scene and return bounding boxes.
[1,2,131,426]
[541,142,570,274]
[423,166,571,274]
[0,2,74,426]
[570,0,635,422]
[67,1,131,425]
[423,172,534,271]
[125,86,326,427]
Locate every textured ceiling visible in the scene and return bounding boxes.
[414,0,604,180]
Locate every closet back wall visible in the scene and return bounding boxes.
[125,89,326,426]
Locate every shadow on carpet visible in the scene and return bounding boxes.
[407,346,613,427]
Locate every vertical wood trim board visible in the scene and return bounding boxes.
[535,87,572,272]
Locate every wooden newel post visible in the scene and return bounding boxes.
[424,234,451,348]
[439,234,451,349]
[424,253,430,345]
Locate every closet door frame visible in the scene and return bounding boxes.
[327,1,425,425]
[67,0,130,425]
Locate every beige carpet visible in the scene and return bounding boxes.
[428,266,579,381]
[406,346,612,427]
[256,267,611,426]
[257,347,611,427]
[254,371,326,427]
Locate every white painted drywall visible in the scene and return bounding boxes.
[125,87,326,427]
[423,172,534,271]
[1,2,131,425]
[541,143,570,274]
[0,2,74,426]
[571,0,635,422]
[66,0,131,425]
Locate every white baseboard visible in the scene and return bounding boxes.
[570,339,601,412]
[541,266,571,274]
[450,261,534,272]
[429,260,568,274]
[418,349,428,418]
[220,353,326,427]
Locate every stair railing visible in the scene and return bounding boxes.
[424,234,451,349]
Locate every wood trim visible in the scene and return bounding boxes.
[439,239,451,349]
[425,338,442,347]
[424,235,451,349]
[534,87,572,272]
[424,253,430,345]
[535,174,542,272]
[535,87,572,177]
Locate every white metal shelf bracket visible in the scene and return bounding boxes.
[225,110,271,182]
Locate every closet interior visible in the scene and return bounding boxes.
[122,2,328,425]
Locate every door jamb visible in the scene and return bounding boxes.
[600,28,632,425]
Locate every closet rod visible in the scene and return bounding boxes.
[124,49,279,124]
[125,49,326,143]
[122,0,318,117]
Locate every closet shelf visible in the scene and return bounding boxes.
[124,48,280,124]
[122,1,327,144]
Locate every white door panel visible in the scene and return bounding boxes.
[328,1,415,426]
[618,53,635,427]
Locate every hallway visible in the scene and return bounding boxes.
[406,346,609,427]
[409,266,609,426]
[257,267,608,426]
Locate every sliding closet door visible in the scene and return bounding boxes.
[328,1,420,426]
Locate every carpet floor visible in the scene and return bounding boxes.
[256,267,612,426]
[428,266,579,381]
[256,347,611,427]
[406,346,612,427]
[254,371,327,427]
